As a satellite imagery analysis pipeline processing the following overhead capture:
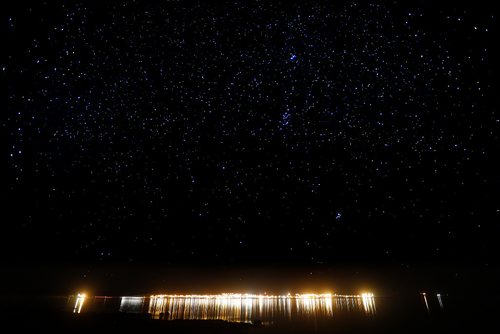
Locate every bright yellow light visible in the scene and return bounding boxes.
[145,292,373,321]
[360,292,376,315]
[73,293,86,314]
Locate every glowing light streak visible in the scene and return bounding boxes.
[146,293,375,322]
[120,296,146,313]
[73,293,86,314]
[361,293,376,315]
[436,293,444,309]
[421,292,430,312]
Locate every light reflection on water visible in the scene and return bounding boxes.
[68,291,451,323]
[120,296,147,313]
[72,293,86,313]
[119,293,377,322]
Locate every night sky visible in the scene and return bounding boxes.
[2,0,499,267]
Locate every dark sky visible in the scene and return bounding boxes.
[2,0,499,267]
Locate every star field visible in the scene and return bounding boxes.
[2,1,499,265]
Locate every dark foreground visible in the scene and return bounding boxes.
[2,307,494,334]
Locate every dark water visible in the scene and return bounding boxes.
[0,291,494,333]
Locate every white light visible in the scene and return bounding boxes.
[73,293,86,314]
[145,292,374,321]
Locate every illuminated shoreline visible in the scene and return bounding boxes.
[147,293,365,298]
[146,293,376,320]
[72,292,376,321]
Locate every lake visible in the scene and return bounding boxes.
[2,290,493,333]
